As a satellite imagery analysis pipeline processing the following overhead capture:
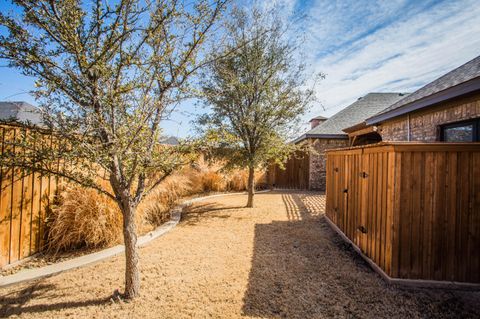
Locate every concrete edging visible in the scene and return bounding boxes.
[0,190,270,288]
[323,215,480,291]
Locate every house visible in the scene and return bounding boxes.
[325,55,480,287]
[345,55,480,143]
[270,93,407,190]
[160,136,180,146]
[0,101,43,126]
[308,115,328,129]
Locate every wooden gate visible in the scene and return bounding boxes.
[326,142,480,284]
[268,151,310,189]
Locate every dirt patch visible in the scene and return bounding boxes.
[0,191,478,318]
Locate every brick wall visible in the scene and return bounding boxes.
[378,92,480,141]
[308,138,348,190]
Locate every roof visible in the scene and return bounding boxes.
[326,141,480,153]
[0,101,43,126]
[367,55,480,124]
[309,115,328,121]
[294,93,408,143]
[160,136,180,146]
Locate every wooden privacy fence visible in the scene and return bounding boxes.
[325,142,480,285]
[0,124,61,268]
[268,151,310,189]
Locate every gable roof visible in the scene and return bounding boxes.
[367,55,480,125]
[294,93,407,143]
[0,101,43,126]
[309,115,328,121]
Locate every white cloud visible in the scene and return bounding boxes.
[172,0,480,136]
[298,0,480,125]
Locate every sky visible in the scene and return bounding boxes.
[1,0,480,137]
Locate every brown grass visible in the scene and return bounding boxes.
[1,192,478,318]
[46,163,267,253]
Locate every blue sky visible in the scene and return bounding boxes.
[1,0,480,137]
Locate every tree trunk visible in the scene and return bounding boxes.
[246,165,255,208]
[122,203,140,299]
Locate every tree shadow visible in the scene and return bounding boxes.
[0,280,112,317]
[180,202,245,226]
[242,193,480,318]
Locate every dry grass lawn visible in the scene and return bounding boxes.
[0,191,479,318]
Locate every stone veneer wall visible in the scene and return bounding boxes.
[378,92,480,141]
[308,138,349,191]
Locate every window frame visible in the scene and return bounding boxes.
[440,118,480,142]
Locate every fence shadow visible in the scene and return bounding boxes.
[241,192,476,318]
[0,280,111,317]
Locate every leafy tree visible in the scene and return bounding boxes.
[199,7,319,207]
[0,0,227,299]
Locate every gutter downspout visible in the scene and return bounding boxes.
[407,114,411,142]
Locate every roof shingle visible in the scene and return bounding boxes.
[368,55,480,124]
[298,93,407,141]
[0,101,43,126]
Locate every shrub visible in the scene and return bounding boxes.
[47,185,122,253]
[138,174,193,227]
[227,169,248,191]
[225,169,267,191]
[199,170,226,192]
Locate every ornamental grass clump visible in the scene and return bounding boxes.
[47,185,122,253]
[139,174,193,227]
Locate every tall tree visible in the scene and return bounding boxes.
[200,6,319,207]
[0,0,227,299]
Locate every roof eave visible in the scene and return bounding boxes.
[366,77,480,125]
[343,121,368,133]
[293,133,348,143]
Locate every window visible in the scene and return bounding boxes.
[440,119,480,142]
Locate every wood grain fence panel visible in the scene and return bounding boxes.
[20,160,33,258]
[269,151,311,190]
[326,143,480,284]
[446,151,459,281]
[9,127,23,264]
[470,153,480,283]
[456,152,470,282]
[432,152,446,281]
[371,153,378,264]
[353,153,361,248]
[377,152,385,270]
[0,126,10,266]
[421,151,434,280]
[408,151,421,279]
[385,151,398,277]
[2,127,16,266]
[0,125,61,268]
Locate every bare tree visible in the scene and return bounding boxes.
[0,0,228,299]
[199,6,320,207]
